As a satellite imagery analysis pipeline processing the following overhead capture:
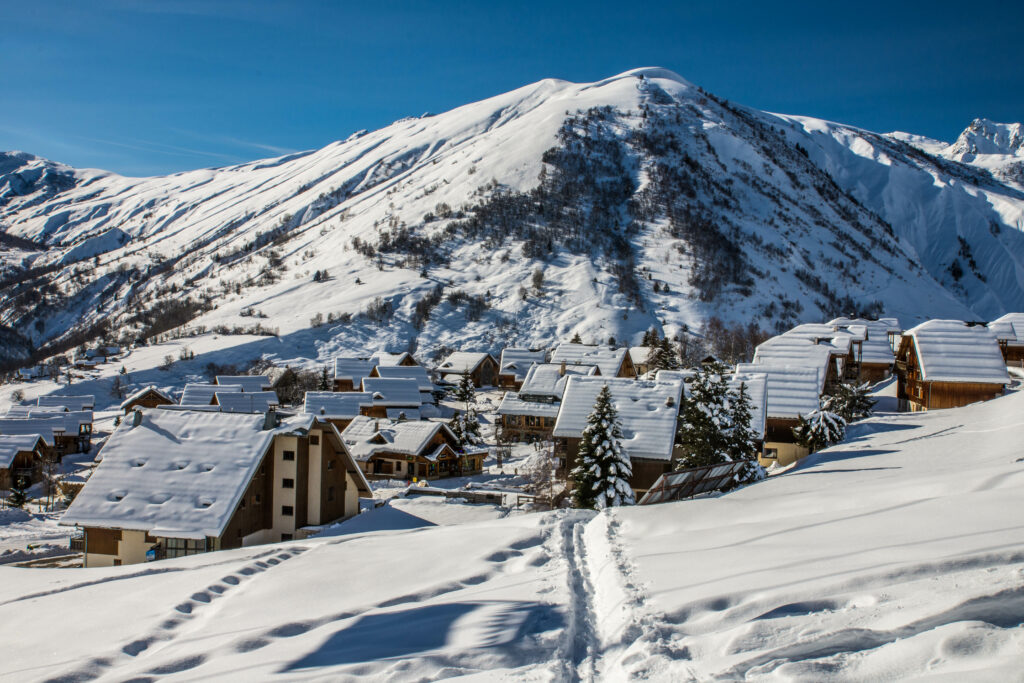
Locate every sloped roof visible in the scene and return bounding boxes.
[372,365,433,391]
[782,325,854,355]
[553,377,683,462]
[215,391,279,413]
[341,416,454,462]
[59,411,311,536]
[0,417,67,446]
[119,385,174,410]
[730,371,768,440]
[829,317,896,366]
[496,392,561,418]
[735,363,822,420]
[905,320,1009,384]
[520,363,598,400]
[0,434,45,469]
[989,312,1024,347]
[180,383,242,406]
[361,378,423,406]
[334,357,377,384]
[37,394,95,411]
[437,352,495,375]
[629,347,655,366]
[215,375,272,392]
[550,343,630,378]
[303,391,373,419]
[754,335,837,377]
[370,351,416,366]
[499,348,547,381]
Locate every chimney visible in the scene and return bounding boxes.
[560,361,566,377]
[263,407,279,430]
[131,409,143,427]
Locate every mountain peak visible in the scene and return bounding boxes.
[948,118,1024,159]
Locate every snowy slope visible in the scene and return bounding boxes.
[3,68,1024,366]
[2,385,1023,680]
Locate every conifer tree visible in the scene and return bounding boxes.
[793,408,846,452]
[449,374,480,446]
[8,475,29,509]
[570,332,583,344]
[571,385,634,509]
[647,337,681,373]
[727,381,766,485]
[675,363,733,469]
[318,366,331,391]
[825,382,876,422]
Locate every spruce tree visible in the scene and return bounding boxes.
[8,475,29,509]
[727,381,766,486]
[793,408,846,452]
[676,363,733,469]
[825,382,876,422]
[571,385,634,509]
[453,373,475,406]
[570,332,583,344]
[318,366,331,391]
[648,337,681,373]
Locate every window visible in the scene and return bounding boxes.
[164,537,207,558]
[282,478,294,489]
[240,498,246,509]
[327,460,335,470]
[253,493,261,504]
[327,486,335,502]
[113,559,122,566]
[282,450,295,461]
[395,461,402,473]
[309,434,320,445]
[763,448,778,459]
[282,505,293,516]
[281,533,293,541]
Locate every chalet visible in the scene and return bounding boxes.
[302,391,373,430]
[120,386,174,414]
[370,351,418,367]
[0,434,47,490]
[60,409,372,567]
[498,348,547,389]
[180,383,242,406]
[215,375,273,392]
[553,376,684,496]
[629,347,656,376]
[550,343,636,378]
[333,358,377,392]
[359,378,424,419]
[776,325,858,384]
[895,320,1009,412]
[735,363,823,467]
[437,352,500,388]
[753,335,840,394]
[214,391,280,414]
[989,312,1024,365]
[829,317,897,383]
[2,409,93,454]
[496,363,598,441]
[37,394,95,412]
[341,416,486,480]
[368,365,434,404]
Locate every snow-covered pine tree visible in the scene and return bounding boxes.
[571,385,634,509]
[676,362,733,469]
[793,408,846,452]
[728,380,766,486]
[647,336,681,373]
[825,382,876,422]
[453,373,475,406]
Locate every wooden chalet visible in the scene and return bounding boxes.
[1,408,93,455]
[0,434,47,490]
[895,320,1009,412]
[437,352,500,388]
[120,385,174,414]
[214,391,280,414]
[496,362,597,442]
[736,362,823,467]
[553,376,684,496]
[368,365,434,404]
[37,394,95,412]
[303,391,373,431]
[550,343,636,378]
[333,358,377,392]
[989,313,1024,366]
[370,351,419,367]
[629,347,656,377]
[180,383,242,406]
[60,409,372,567]
[753,334,842,394]
[498,348,547,389]
[359,377,424,420]
[829,317,898,383]
[214,375,273,392]
[341,416,485,480]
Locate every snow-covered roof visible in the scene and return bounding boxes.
[730,371,768,440]
[303,392,373,419]
[905,320,1010,385]
[385,407,421,421]
[550,343,630,378]
[0,417,68,446]
[119,385,174,410]
[370,351,416,367]
[0,434,45,468]
[341,416,455,462]
[361,378,423,406]
[437,351,495,375]
[215,375,272,392]
[372,365,433,392]
[629,347,655,366]
[497,392,561,418]
[36,394,94,411]
[180,383,242,406]
[520,363,598,400]
[989,312,1024,347]
[754,336,837,377]
[499,348,547,381]
[215,391,279,413]
[735,363,822,420]
[553,377,683,462]
[782,325,854,355]
[829,318,896,365]
[59,410,310,537]
[334,357,377,384]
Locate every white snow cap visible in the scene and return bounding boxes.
[341,415,458,462]
[334,357,377,384]
[499,348,548,382]
[303,391,373,419]
[37,394,95,411]
[214,375,272,392]
[361,377,424,406]
[181,383,242,406]
[828,317,897,365]
[520,362,598,400]
[550,343,631,378]
[497,392,561,418]
[215,391,280,414]
[735,363,822,420]
[119,385,174,411]
[989,312,1024,347]
[437,351,494,375]
[553,376,683,462]
[372,365,433,392]
[0,434,45,468]
[905,320,1010,385]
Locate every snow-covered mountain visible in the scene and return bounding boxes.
[2,68,1024,367]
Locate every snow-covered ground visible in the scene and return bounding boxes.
[2,381,1022,679]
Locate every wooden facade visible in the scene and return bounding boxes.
[758,417,809,467]
[0,447,42,490]
[499,414,557,442]
[555,437,672,495]
[121,389,173,414]
[860,362,893,384]
[896,337,1006,411]
[465,356,500,387]
[359,426,485,480]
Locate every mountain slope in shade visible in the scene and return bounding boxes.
[1,68,1023,366]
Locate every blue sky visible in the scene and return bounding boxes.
[1,0,1021,176]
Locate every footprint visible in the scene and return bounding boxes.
[174,602,193,615]
[268,622,314,638]
[147,655,206,675]
[222,575,240,585]
[190,591,212,604]
[235,638,269,653]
